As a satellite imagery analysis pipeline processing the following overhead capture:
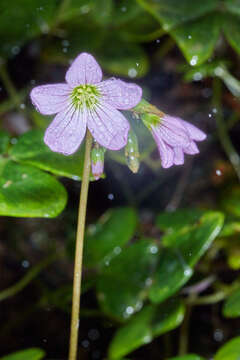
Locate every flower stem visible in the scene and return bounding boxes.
[68,130,92,360]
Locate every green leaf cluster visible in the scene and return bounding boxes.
[139,0,240,66]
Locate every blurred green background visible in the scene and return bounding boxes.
[1,0,240,359]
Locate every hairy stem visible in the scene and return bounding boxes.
[68,130,92,360]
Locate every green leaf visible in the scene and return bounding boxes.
[114,0,143,25]
[156,208,203,233]
[223,287,240,318]
[1,348,45,360]
[0,0,58,58]
[97,239,159,321]
[0,131,10,154]
[116,4,160,43]
[214,336,240,360]
[168,355,205,360]
[138,0,240,65]
[138,0,218,30]
[108,299,185,359]
[0,161,67,218]
[220,219,240,237]
[83,207,138,267]
[97,37,149,78]
[224,0,240,16]
[223,14,240,55]
[42,22,105,63]
[91,0,113,25]
[10,129,92,180]
[170,14,220,66]
[149,211,224,303]
[221,186,240,217]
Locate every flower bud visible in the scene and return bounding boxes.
[125,130,140,173]
[91,146,105,180]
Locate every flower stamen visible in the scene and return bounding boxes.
[71,84,100,109]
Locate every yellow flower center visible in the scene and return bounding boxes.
[71,84,100,109]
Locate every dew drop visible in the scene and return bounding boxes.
[190,55,198,66]
[214,328,224,342]
[128,68,137,78]
[113,246,122,255]
[81,339,90,348]
[22,260,30,268]
[126,306,134,315]
[12,46,20,55]
[108,193,114,200]
[149,245,158,254]
[193,72,202,81]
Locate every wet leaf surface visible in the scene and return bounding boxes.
[0,161,67,217]
[108,298,185,359]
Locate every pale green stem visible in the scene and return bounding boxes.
[213,78,240,181]
[68,130,92,360]
[0,63,22,111]
[0,253,56,302]
[187,291,226,305]
[52,0,72,29]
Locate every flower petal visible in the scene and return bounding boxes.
[97,78,142,110]
[152,133,174,168]
[155,117,190,147]
[178,118,206,141]
[65,52,102,87]
[44,105,87,155]
[30,84,71,115]
[184,141,199,155]
[87,101,129,150]
[92,160,104,180]
[173,147,184,165]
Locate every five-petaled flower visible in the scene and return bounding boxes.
[143,113,206,168]
[30,52,142,155]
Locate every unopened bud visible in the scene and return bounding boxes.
[91,146,105,180]
[125,130,140,173]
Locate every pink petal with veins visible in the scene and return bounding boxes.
[97,78,142,110]
[173,147,184,165]
[65,52,102,87]
[152,132,174,168]
[178,118,206,141]
[30,84,71,115]
[155,116,190,147]
[87,101,129,150]
[184,141,199,155]
[44,105,87,155]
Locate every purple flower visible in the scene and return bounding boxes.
[92,160,104,180]
[91,146,105,180]
[30,53,142,155]
[143,114,206,168]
